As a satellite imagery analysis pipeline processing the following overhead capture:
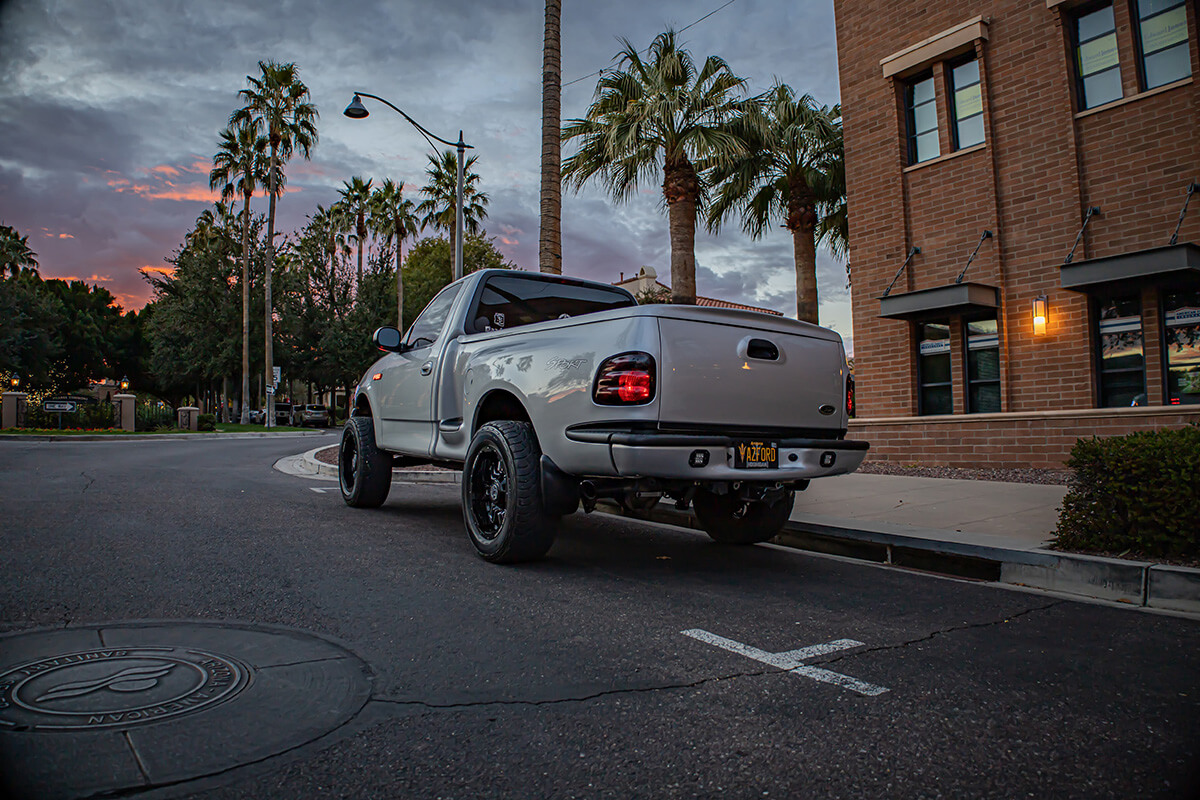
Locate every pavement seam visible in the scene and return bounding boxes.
[122,731,152,787]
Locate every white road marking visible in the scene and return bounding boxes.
[309,487,340,493]
[681,628,889,696]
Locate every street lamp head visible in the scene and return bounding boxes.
[343,94,369,119]
[9,373,18,389]
[120,375,130,392]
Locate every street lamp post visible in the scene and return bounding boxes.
[344,92,473,280]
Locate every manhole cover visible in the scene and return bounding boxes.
[0,622,371,799]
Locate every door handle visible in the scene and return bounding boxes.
[420,361,434,376]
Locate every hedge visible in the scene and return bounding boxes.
[1052,424,1200,559]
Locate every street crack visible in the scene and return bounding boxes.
[81,471,96,493]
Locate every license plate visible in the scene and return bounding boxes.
[733,441,778,469]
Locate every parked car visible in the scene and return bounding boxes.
[339,269,866,563]
[295,404,330,427]
[274,403,293,426]
[248,408,265,424]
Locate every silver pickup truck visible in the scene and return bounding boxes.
[339,269,867,562]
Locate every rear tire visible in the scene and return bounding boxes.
[462,421,556,563]
[339,416,392,508]
[693,488,795,544]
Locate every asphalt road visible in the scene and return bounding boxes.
[1,436,1198,799]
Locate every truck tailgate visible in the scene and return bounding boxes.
[656,315,846,431]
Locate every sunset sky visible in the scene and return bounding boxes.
[0,0,852,349]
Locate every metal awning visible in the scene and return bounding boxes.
[878,282,1000,321]
[1060,242,1200,291]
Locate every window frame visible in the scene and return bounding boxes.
[1093,291,1147,408]
[916,321,954,415]
[1132,0,1193,90]
[947,55,985,151]
[963,316,1001,413]
[904,72,940,166]
[1159,284,1200,406]
[1070,0,1124,111]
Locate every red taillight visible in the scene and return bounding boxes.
[594,352,656,405]
[846,375,855,418]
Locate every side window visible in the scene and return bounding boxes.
[965,318,1000,412]
[949,58,984,150]
[905,73,939,164]
[404,285,462,350]
[1095,292,1145,407]
[1073,3,1123,109]
[1135,0,1192,89]
[1163,288,1200,405]
[917,322,953,415]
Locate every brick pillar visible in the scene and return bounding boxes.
[2,392,28,429]
[114,393,136,433]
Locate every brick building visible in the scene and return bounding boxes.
[834,0,1200,467]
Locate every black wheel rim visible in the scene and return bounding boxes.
[469,443,507,541]
[340,432,358,493]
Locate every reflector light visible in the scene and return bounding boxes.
[372,373,382,381]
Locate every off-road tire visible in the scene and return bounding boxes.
[339,416,392,508]
[462,421,556,563]
[693,488,795,544]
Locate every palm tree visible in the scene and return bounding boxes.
[210,120,268,423]
[706,84,843,323]
[0,224,39,277]
[370,179,419,331]
[416,151,489,258]
[230,59,318,423]
[539,0,563,274]
[562,30,750,305]
[338,176,373,286]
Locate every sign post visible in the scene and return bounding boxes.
[43,399,78,430]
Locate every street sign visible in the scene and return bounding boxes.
[273,367,281,387]
[43,400,77,413]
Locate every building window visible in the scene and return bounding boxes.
[1163,288,1200,405]
[965,318,1000,412]
[1136,0,1192,89]
[1096,293,1145,407]
[918,322,953,414]
[949,58,984,149]
[1074,3,1123,109]
[905,74,939,164]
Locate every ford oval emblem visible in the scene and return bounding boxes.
[819,404,836,415]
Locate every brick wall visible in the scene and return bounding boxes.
[835,0,1200,462]
[851,406,1200,469]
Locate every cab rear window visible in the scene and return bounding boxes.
[468,274,635,334]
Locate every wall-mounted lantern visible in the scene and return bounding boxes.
[1033,296,1049,336]
[120,375,130,392]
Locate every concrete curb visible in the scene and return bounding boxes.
[0,430,335,442]
[592,500,1200,612]
[294,447,1198,612]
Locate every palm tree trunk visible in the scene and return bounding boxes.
[663,156,699,304]
[239,192,251,423]
[792,227,819,323]
[539,0,563,274]
[265,145,278,427]
[356,215,364,286]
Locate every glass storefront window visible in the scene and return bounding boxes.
[966,318,1000,413]
[1163,288,1200,405]
[1096,293,1145,407]
[918,323,953,415]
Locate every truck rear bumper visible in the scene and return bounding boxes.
[565,427,869,482]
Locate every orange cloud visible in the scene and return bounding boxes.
[119,183,222,203]
[499,236,517,246]
[151,165,181,177]
[139,265,176,277]
[88,274,112,282]
[58,233,74,239]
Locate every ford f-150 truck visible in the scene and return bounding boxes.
[340,269,867,563]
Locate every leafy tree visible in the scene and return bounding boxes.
[1,224,39,277]
[562,30,750,305]
[416,151,490,258]
[370,178,419,330]
[338,175,374,286]
[210,119,269,421]
[230,59,319,420]
[0,271,58,385]
[540,0,563,274]
[400,234,514,327]
[706,84,843,322]
[40,279,127,394]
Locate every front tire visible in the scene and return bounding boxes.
[462,421,556,563]
[339,416,392,508]
[693,488,795,544]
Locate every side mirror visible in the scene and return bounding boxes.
[373,326,403,352]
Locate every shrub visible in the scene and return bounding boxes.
[1053,425,1200,558]
[197,413,216,432]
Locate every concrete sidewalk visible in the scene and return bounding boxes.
[287,446,1199,617]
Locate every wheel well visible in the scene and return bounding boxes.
[353,395,372,418]
[474,390,532,434]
